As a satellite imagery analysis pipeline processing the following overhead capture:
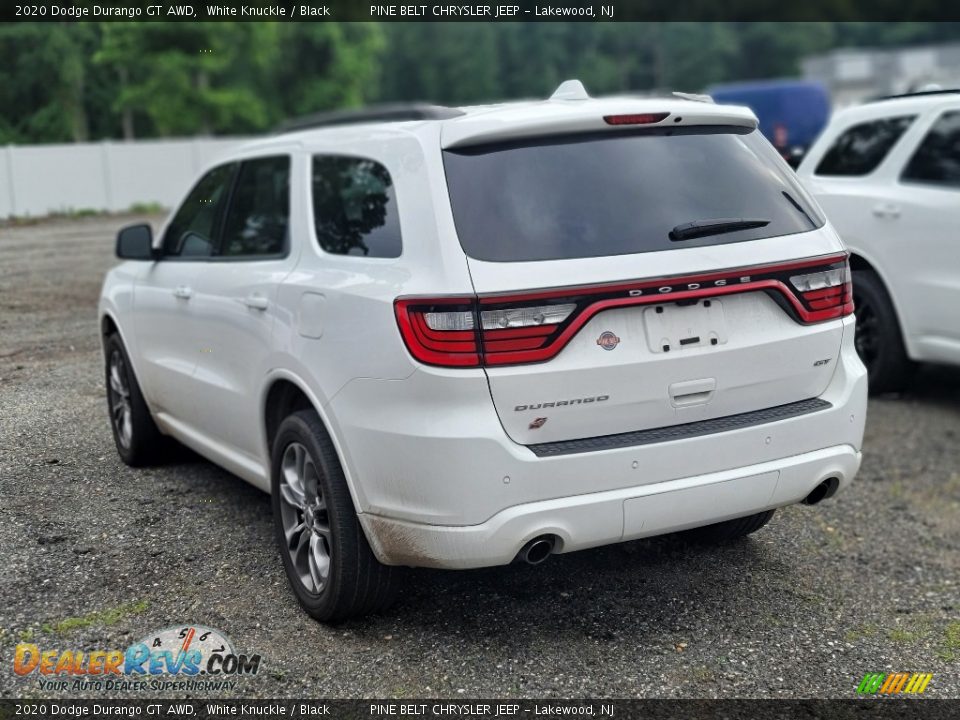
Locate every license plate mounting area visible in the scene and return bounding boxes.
[643,299,728,354]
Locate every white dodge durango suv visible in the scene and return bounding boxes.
[797,90,960,393]
[100,81,867,621]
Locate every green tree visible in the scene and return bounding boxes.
[94,23,270,137]
[0,23,99,143]
[723,22,835,80]
[2,22,958,144]
[269,23,385,119]
[379,24,497,104]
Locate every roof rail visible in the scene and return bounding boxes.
[275,103,465,133]
[873,89,960,102]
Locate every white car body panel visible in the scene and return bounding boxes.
[100,91,868,569]
[330,315,865,531]
[797,94,960,366]
[469,228,848,446]
[487,292,843,445]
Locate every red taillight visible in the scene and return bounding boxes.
[394,298,481,367]
[478,301,576,365]
[395,254,854,368]
[603,112,670,126]
[395,298,577,367]
[788,263,854,318]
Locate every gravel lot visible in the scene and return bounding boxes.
[1,216,958,700]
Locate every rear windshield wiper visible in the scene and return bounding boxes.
[669,218,770,241]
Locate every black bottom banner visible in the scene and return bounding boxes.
[0,699,958,720]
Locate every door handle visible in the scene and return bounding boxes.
[173,286,193,300]
[872,203,901,219]
[243,294,269,311]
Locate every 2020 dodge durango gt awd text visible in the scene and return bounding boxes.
[100,83,867,621]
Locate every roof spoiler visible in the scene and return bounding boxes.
[442,97,757,149]
[275,103,464,134]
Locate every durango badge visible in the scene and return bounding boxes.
[597,331,620,351]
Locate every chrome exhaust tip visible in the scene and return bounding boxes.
[803,477,840,506]
[515,536,556,565]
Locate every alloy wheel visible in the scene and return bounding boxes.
[279,442,332,594]
[108,350,133,449]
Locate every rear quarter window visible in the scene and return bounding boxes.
[815,116,915,177]
[443,127,823,263]
[311,155,402,258]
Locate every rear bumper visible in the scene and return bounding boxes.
[360,444,861,569]
[328,315,867,568]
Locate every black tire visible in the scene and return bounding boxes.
[852,269,912,394]
[104,333,166,466]
[682,510,776,544]
[271,409,401,622]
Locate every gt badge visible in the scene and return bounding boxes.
[597,331,620,351]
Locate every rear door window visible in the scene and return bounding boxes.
[443,127,822,263]
[219,156,291,258]
[814,116,915,177]
[901,111,960,188]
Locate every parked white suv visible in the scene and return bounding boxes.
[797,90,960,392]
[100,82,867,621]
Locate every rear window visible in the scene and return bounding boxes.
[443,127,822,263]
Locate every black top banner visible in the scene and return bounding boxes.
[5,0,960,22]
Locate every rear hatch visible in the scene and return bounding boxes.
[440,117,851,446]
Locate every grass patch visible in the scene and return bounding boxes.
[127,202,166,214]
[845,624,878,642]
[5,208,106,225]
[3,204,165,227]
[886,616,933,645]
[41,600,149,636]
[67,208,103,218]
[938,622,960,662]
[888,628,920,643]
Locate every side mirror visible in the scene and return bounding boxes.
[116,224,157,260]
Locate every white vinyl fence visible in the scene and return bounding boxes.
[0,137,253,218]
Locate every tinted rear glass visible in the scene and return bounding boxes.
[312,155,402,258]
[443,127,822,263]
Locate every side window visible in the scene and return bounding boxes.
[815,116,915,177]
[901,111,960,188]
[220,156,291,258]
[163,163,236,257]
[312,155,402,258]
